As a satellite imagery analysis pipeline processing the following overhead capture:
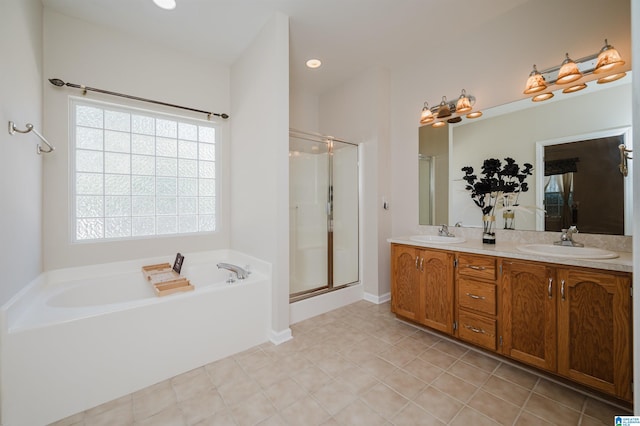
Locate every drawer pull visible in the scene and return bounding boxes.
[465,293,485,300]
[415,256,419,270]
[466,265,486,271]
[561,279,566,301]
[420,257,424,272]
[464,324,486,334]
[548,278,553,299]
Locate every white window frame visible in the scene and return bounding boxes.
[70,97,220,243]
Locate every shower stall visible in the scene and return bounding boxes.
[289,130,359,301]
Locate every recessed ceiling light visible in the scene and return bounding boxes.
[153,0,176,10]
[306,59,322,69]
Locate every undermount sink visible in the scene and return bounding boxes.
[517,244,619,260]
[409,235,466,244]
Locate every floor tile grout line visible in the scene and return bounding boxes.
[510,376,539,426]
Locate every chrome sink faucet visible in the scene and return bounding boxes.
[554,226,584,247]
[438,224,455,237]
[217,263,250,280]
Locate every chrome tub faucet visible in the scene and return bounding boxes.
[217,263,250,280]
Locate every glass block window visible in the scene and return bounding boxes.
[72,99,217,241]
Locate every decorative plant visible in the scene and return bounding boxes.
[462,158,533,235]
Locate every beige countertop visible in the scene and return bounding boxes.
[388,236,633,273]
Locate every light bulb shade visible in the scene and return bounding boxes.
[562,83,587,94]
[532,92,554,102]
[466,111,483,119]
[597,72,627,84]
[420,104,434,124]
[594,39,625,74]
[455,89,472,113]
[436,97,452,118]
[556,53,582,85]
[523,65,547,94]
[432,120,446,128]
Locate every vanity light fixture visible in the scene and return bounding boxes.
[436,97,452,118]
[153,0,176,10]
[455,89,472,113]
[418,89,482,127]
[556,53,583,85]
[523,65,547,94]
[594,39,625,74]
[419,102,434,124]
[523,39,627,102]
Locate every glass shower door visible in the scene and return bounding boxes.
[289,131,359,300]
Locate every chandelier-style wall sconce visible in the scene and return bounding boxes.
[419,89,482,127]
[523,39,626,102]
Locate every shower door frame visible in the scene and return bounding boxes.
[289,129,360,302]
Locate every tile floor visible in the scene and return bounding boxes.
[52,300,632,426]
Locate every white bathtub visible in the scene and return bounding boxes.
[0,250,271,426]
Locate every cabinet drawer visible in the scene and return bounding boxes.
[458,278,496,315]
[458,311,497,351]
[457,254,496,280]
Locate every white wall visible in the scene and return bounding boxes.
[230,13,291,340]
[42,10,231,270]
[290,89,319,133]
[319,67,392,299]
[450,82,632,230]
[0,0,43,306]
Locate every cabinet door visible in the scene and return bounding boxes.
[502,261,557,371]
[391,245,420,321]
[557,269,632,401]
[418,249,454,334]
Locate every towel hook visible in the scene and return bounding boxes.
[8,121,55,154]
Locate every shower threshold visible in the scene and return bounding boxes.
[289,282,358,303]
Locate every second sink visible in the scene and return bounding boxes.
[517,244,618,259]
[410,235,466,244]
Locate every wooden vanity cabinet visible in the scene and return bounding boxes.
[390,244,454,334]
[502,260,557,371]
[390,244,421,322]
[455,253,499,351]
[556,268,632,401]
[390,243,632,402]
[502,259,632,401]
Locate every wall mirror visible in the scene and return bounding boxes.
[535,127,632,236]
[418,74,632,236]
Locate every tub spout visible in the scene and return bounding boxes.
[217,263,249,280]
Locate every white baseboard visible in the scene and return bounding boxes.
[363,291,390,304]
[269,328,292,345]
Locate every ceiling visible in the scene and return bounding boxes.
[41,0,631,105]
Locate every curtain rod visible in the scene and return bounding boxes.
[48,78,229,120]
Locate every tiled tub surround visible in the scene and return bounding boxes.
[393,226,632,272]
[51,300,630,425]
[0,250,272,426]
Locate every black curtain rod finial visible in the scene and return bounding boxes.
[49,78,65,87]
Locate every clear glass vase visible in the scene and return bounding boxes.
[482,214,496,244]
[503,210,515,230]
